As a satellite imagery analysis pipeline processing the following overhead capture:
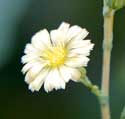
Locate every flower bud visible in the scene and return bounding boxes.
[106,0,125,10]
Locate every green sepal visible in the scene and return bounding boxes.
[79,67,86,79]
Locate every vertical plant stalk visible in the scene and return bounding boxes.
[100,9,115,119]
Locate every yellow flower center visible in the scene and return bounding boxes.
[43,45,67,68]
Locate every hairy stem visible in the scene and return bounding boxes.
[100,9,115,119]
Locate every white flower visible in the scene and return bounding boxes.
[21,22,94,92]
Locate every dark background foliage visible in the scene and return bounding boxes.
[0,0,125,119]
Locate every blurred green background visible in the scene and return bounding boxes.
[0,0,125,119]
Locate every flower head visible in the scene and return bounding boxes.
[21,22,94,92]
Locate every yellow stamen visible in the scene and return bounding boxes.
[43,45,67,68]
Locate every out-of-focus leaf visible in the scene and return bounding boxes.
[120,106,125,119]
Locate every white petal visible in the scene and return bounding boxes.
[65,56,90,67]
[50,30,66,46]
[29,68,49,92]
[25,71,34,84]
[69,43,94,56]
[44,69,65,92]
[58,22,70,35]
[24,44,37,54]
[22,60,46,74]
[66,25,88,40]
[21,54,40,64]
[22,60,36,74]
[31,29,51,49]
[24,62,45,84]
[72,28,89,41]
[60,66,81,82]
[70,40,94,49]
[67,39,93,49]
[59,65,71,83]
[69,68,81,82]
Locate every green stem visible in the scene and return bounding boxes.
[80,77,101,97]
[100,8,115,119]
[80,5,115,119]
